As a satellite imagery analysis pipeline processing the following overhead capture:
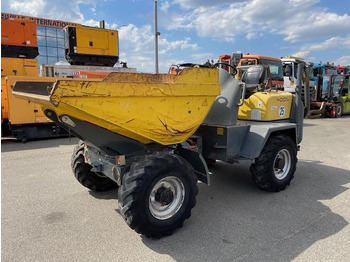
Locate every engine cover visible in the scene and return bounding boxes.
[238,91,293,121]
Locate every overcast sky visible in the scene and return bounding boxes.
[2,0,350,72]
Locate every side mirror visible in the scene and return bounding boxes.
[231,53,243,66]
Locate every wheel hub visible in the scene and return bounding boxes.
[275,158,285,170]
[273,149,291,180]
[149,176,185,220]
[155,187,174,206]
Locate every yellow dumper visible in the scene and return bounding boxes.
[12,63,304,238]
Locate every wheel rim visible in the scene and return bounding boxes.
[149,176,185,220]
[273,149,291,180]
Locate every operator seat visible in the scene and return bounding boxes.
[241,65,266,97]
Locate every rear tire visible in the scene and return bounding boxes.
[118,153,198,238]
[250,135,297,192]
[71,141,118,191]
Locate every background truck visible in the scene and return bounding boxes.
[239,54,284,88]
[12,60,305,238]
[219,53,284,89]
[282,56,314,115]
[308,74,350,118]
[337,65,350,75]
[312,61,338,85]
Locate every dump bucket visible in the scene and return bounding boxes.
[12,68,221,145]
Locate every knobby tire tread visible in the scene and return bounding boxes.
[250,135,297,192]
[118,153,198,238]
[71,141,117,191]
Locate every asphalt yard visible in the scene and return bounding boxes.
[2,116,350,262]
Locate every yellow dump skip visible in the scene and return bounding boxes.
[13,68,221,145]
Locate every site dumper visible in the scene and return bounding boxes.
[12,65,304,237]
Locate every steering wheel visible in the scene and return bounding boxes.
[214,62,238,76]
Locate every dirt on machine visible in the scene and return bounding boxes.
[11,53,305,238]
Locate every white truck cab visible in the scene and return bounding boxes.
[282,56,314,93]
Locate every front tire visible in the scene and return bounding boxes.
[250,135,297,192]
[118,153,198,238]
[335,103,343,118]
[71,141,118,191]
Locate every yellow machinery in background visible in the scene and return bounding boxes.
[64,26,119,66]
[1,19,40,127]
[1,58,38,76]
[1,58,65,140]
[1,76,9,121]
[1,58,40,125]
[1,19,41,132]
[0,18,69,141]
[1,17,120,141]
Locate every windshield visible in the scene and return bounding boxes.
[332,75,344,98]
[321,76,330,98]
[313,67,321,77]
[337,68,345,74]
[240,59,257,66]
[325,65,337,75]
[259,59,283,81]
[308,67,314,79]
